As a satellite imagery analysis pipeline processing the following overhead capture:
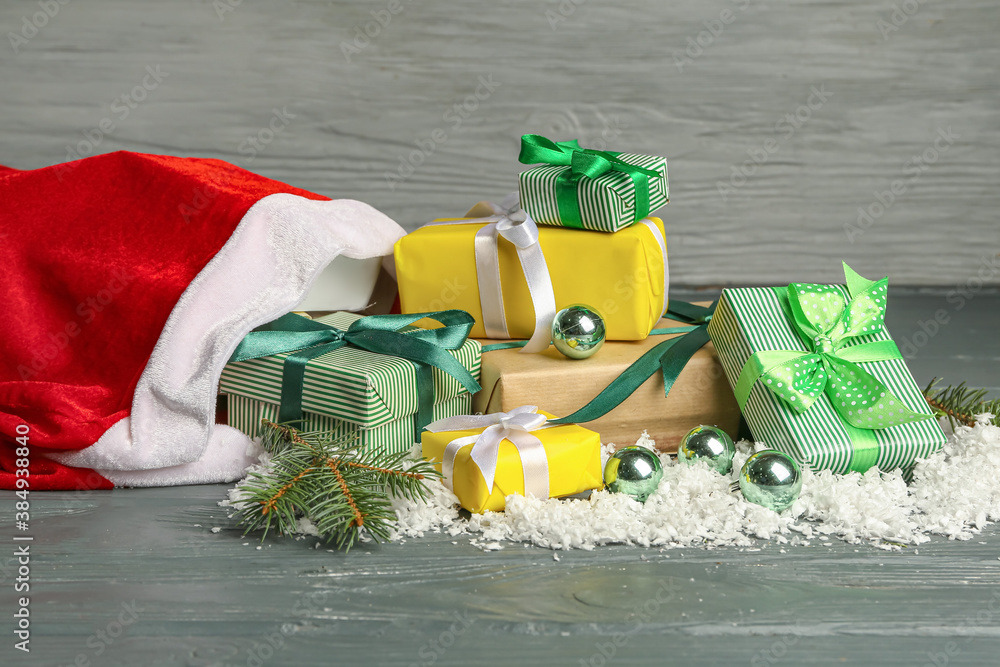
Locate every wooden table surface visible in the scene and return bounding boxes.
[3,290,998,667]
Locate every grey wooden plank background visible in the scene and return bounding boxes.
[1,0,998,287]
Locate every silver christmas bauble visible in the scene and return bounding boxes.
[603,446,663,503]
[678,425,736,475]
[738,450,802,513]
[551,304,606,360]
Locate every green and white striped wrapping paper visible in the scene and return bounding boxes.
[219,312,481,429]
[707,287,946,473]
[227,393,473,456]
[518,153,669,232]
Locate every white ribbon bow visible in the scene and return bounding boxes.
[430,193,557,353]
[425,405,551,501]
[485,195,671,330]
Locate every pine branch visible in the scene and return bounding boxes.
[230,419,441,550]
[923,378,1000,429]
[261,468,313,516]
[326,460,365,528]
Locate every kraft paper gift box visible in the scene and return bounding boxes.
[421,407,604,513]
[517,134,669,232]
[220,312,482,455]
[394,211,669,343]
[706,264,946,473]
[471,305,742,452]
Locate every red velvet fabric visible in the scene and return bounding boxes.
[0,151,327,489]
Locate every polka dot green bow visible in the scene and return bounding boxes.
[734,263,931,430]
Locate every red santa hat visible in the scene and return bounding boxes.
[0,151,405,490]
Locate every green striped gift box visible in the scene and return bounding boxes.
[707,287,945,473]
[227,393,472,456]
[219,312,482,429]
[518,153,668,232]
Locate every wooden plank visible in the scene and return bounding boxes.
[1,0,998,286]
[8,484,1000,666]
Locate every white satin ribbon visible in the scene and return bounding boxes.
[425,405,551,501]
[638,218,670,319]
[427,194,556,353]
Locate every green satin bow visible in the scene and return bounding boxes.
[518,134,662,229]
[229,310,482,438]
[734,263,930,469]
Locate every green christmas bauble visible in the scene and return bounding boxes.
[551,304,606,360]
[678,425,735,474]
[738,450,802,513]
[603,446,663,503]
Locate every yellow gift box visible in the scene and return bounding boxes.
[421,408,604,513]
[394,213,668,342]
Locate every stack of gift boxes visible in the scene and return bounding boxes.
[219,134,946,515]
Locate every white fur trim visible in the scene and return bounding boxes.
[51,194,406,484]
[96,424,261,487]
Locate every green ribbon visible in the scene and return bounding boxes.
[518,134,662,229]
[548,300,715,425]
[479,325,698,353]
[733,263,931,472]
[479,340,535,353]
[228,310,482,439]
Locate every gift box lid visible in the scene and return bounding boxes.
[219,312,482,428]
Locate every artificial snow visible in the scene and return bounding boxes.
[222,418,1000,552]
[390,416,1000,551]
